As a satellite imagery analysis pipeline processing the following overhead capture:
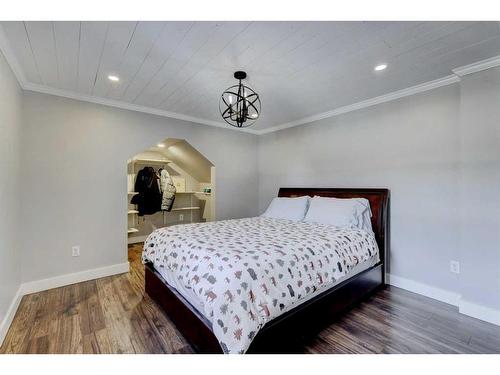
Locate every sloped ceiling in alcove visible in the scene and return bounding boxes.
[150,138,213,183]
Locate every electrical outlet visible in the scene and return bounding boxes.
[72,246,80,257]
[179,214,184,221]
[450,260,460,274]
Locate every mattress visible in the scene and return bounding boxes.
[143,216,380,353]
[147,251,379,323]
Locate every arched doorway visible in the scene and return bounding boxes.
[126,138,215,245]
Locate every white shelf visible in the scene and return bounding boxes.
[128,192,138,195]
[129,158,171,165]
[127,228,139,234]
[128,210,139,214]
[176,191,211,195]
[171,206,200,211]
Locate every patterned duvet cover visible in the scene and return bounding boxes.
[142,217,379,353]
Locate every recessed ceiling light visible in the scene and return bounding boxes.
[157,143,166,148]
[374,64,387,71]
[108,75,120,82]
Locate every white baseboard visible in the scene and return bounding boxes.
[20,262,130,295]
[387,273,500,327]
[0,286,23,347]
[0,262,129,347]
[459,300,500,326]
[387,273,461,306]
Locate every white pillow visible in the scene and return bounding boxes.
[304,196,372,231]
[261,196,310,221]
[354,198,373,232]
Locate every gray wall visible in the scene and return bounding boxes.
[21,92,259,283]
[259,84,462,295]
[458,68,500,310]
[259,72,500,312]
[0,51,23,325]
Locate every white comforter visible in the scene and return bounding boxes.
[143,217,379,353]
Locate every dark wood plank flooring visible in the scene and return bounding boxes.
[2,244,500,354]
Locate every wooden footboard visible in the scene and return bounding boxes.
[145,261,384,353]
[145,261,222,353]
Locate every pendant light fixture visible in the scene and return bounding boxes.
[219,71,261,128]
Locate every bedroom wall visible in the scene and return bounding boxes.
[0,50,23,339]
[20,92,259,283]
[258,84,462,296]
[258,73,500,318]
[458,67,500,313]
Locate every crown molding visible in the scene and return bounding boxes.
[258,74,461,135]
[2,20,500,137]
[0,24,28,87]
[452,54,500,77]
[0,24,259,135]
[22,82,260,135]
[259,55,500,135]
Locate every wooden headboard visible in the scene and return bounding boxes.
[278,188,390,267]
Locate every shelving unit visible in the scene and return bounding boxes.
[176,191,211,195]
[165,192,202,224]
[127,188,139,234]
[126,147,214,244]
[130,158,172,165]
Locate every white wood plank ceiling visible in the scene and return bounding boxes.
[2,21,500,130]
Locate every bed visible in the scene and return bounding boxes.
[143,188,390,353]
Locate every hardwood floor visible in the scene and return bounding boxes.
[2,244,500,354]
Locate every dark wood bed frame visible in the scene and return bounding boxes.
[144,187,390,353]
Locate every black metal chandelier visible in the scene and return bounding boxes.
[219,71,261,128]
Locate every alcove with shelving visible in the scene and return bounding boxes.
[127,138,215,244]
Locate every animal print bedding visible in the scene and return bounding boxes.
[142,216,379,353]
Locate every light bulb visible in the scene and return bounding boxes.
[374,64,387,71]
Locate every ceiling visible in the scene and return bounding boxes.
[150,138,213,183]
[2,21,500,132]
